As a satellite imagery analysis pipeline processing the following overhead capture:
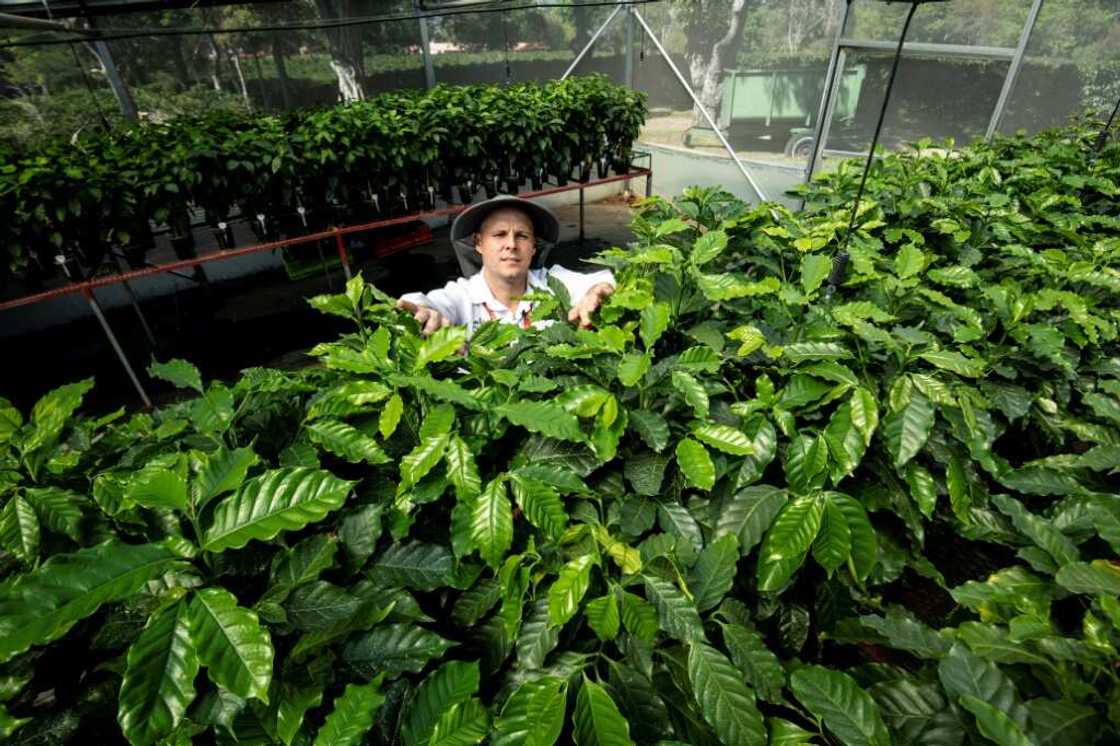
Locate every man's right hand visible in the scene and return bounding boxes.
[396,299,451,336]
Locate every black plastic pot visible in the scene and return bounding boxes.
[456,182,474,205]
[505,178,520,195]
[530,171,543,191]
[596,158,610,180]
[578,163,591,184]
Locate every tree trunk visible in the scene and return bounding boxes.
[170,36,192,91]
[271,32,292,110]
[230,50,252,111]
[677,0,751,127]
[208,33,224,91]
[315,0,366,102]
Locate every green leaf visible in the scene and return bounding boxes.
[676,438,715,491]
[868,677,960,746]
[692,423,754,456]
[126,467,189,512]
[714,485,786,555]
[783,434,828,495]
[768,718,816,746]
[415,326,468,370]
[832,494,877,582]
[721,623,785,704]
[790,665,890,746]
[188,587,273,703]
[284,582,362,631]
[688,641,766,746]
[517,597,560,669]
[617,353,651,387]
[812,500,851,576]
[117,600,199,746]
[0,542,183,663]
[402,660,480,746]
[190,384,234,435]
[549,554,595,627]
[956,623,1051,666]
[671,371,709,418]
[492,677,567,746]
[392,375,483,410]
[379,393,405,439]
[148,358,203,393]
[691,229,728,265]
[629,410,669,452]
[1055,561,1120,595]
[918,350,985,378]
[937,643,1029,732]
[369,541,453,591]
[801,253,833,295]
[620,591,659,642]
[0,495,39,563]
[23,378,92,453]
[640,303,672,349]
[849,387,879,446]
[429,698,489,746]
[757,495,824,592]
[1027,699,1099,746]
[658,502,703,556]
[993,494,1080,567]
[858,610,950,659]
[905,463,937,519]
[643,575,703,642]
[894,244,926,279]
[313,677,385,746]
[342,624,455,676]
[496,401,585,443]
[958,695,1031,746]
[308,381,392,419]
[1089,498,1120,553]
[687,535,739,612]
[307,419,390,465]
[511,475,568,541]
[443,435,481,501]
[202,468,355,552]
[21,487,82,540]
[586,592,620,641]
[472,478,513,569]
[573,676,635,746]
[401,433,451,489]
[192,446,259,510]
[882,392,935,468]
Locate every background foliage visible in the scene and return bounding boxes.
[1,118,1118,745]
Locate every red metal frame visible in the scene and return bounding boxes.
[0,167,651,313]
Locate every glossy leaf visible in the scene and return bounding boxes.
[307,419,390,465]
[687,534,739,612]
[0,495,39,563]
[118,600,199,746]
[342,624,455,676]
[573,677,635,746]
[188,587,273,703]
[642,575,703,643]
[192,446,259,509]
[492,676,567,746]
[313,677,385,746]
[675,437,715,491]
[714,485,786,555]
[790,665,890,746]
[549,554,595,627]
[757,495,824,592]
[403,661,480,746]
[688,641,766,746]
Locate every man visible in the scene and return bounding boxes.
[397,195,615,336]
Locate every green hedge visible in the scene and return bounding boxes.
[0,120,1118,744]
[0,76,646,285]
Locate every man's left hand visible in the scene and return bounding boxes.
[567,282,614,329]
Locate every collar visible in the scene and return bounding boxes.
[467,269,549,306]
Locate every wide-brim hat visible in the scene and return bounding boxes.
[450,195,560,276]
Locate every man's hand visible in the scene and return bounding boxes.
[567,282,614,329]
[397,299,451,336]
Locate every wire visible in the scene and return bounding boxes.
[0,0,663,49]
[1093,92,1120,155]
[827,0,919,296]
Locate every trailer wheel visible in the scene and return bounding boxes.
[786,135,815,159]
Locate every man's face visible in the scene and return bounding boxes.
[474,207,536,284]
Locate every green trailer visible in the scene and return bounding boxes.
[714,65,867,156]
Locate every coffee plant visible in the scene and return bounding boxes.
[0,120,1118,745]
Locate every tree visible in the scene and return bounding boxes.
[671,0,752,127]
[315,0,367,101]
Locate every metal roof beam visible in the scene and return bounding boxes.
[838,38,1016,61]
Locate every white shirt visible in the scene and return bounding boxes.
[400,265,615,335]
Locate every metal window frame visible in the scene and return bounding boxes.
[806,0,1046,182]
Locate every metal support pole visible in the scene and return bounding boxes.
[985,0,1044,140]
[631,9,768,203]
[82,288,152,408]
[579,186,585,243]
[90,38,138,121]
[645,170,652,198]
[806,0,853,181]
[561,3,624,80]
[335,233,353,282]
[414,0,436,90]
[112,252,157,350]
[624,5,635,90]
